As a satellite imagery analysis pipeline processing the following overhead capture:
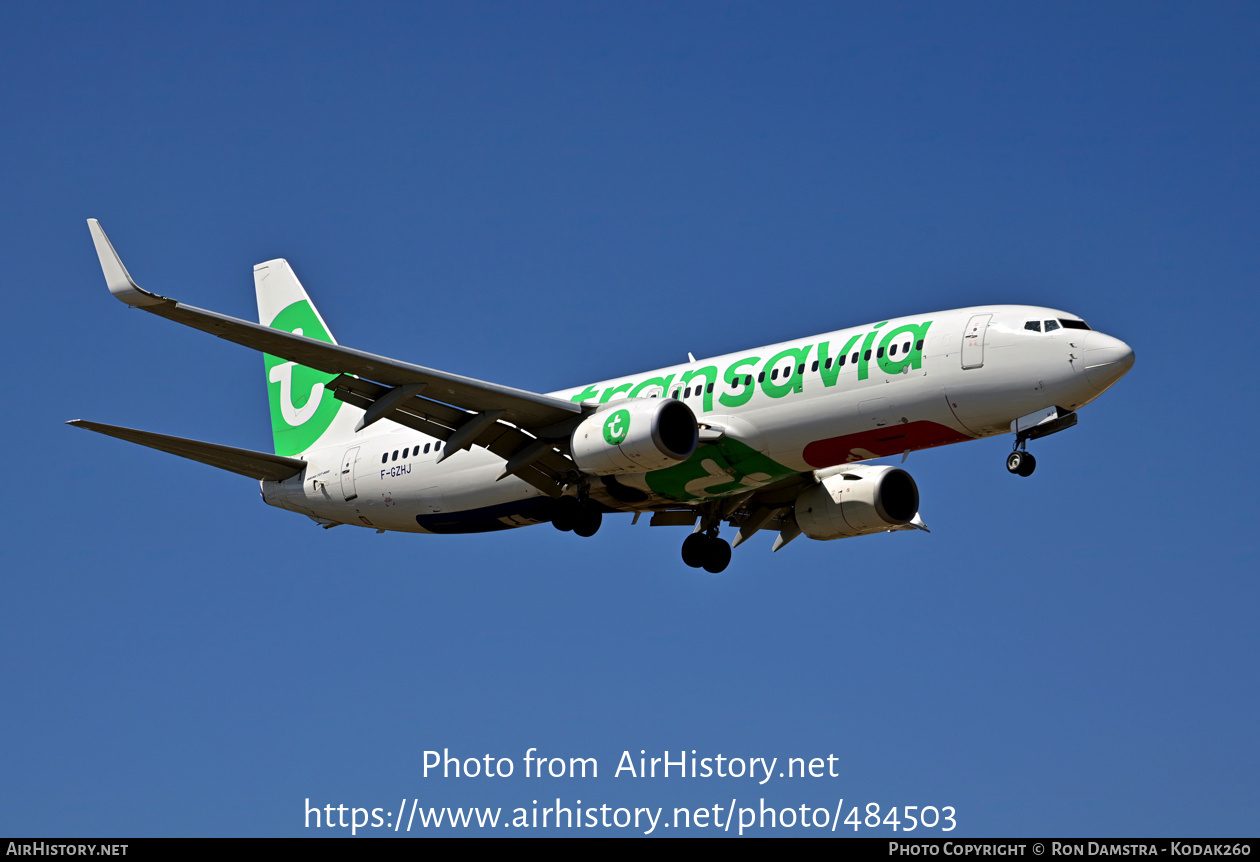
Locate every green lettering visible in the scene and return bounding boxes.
[877,321,933,375]
[856,322,887,381]
[760,345,813,399]
[816,334,862,387]
[599,382,634,403]
[718,356,760,408]
[570,384,600,404]
[629,374,676,399]
[680,366,718,412]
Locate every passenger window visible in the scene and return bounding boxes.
[391,450,398,461]
[424,443,431,454]
[890,344,898,356]
[915,340,923,351]
[851,352,859,364]
[435,441,441,450]
[825,358,833,369]
[403,447,410,458]
[838,355,846,367]
[381,453,388,464]
[797,364,804,375]
[684,387,691,397]
[1044,320,1060,332]
[706,382,714,394]
[811,360,819,372]
[876,347,884,359]
[904,342,911,354]
[1024,321,1042,332]
[863,350,871,361]
[771,369,779,381]
[745,375,752,385]
[758,372,765,383]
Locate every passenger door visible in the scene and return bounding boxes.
[961,314,992,370]
[340,446,360,501]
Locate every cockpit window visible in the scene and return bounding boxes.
[1059,319,1091,330]
[1043,320,1061,332]
[1024,320,1042,332]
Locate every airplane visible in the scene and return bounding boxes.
[71,219,1135,573]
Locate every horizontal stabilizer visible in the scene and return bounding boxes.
[67,420,307,481]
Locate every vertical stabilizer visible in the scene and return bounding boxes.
[255,260,361,456]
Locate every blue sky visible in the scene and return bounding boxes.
[1,2,1257,837]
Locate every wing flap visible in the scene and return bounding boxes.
[329,376,573,497]
[68,420,307,481]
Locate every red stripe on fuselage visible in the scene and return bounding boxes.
[802,420,972,469]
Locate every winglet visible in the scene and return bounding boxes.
[87,219,168,307]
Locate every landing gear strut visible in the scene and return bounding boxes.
[681,530,732,573]
[1006,408,1079,478]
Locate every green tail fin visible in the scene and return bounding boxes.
[255,260,348,457]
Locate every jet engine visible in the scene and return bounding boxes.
[570,398,698,476]
[794,464,920,541]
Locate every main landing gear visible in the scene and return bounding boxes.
[681,530,732,574]
[552,495,602,537]
[1006,447,1036,477]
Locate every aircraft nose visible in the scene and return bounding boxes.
[1082,332,1135,393]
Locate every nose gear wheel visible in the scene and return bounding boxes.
[1006,449,1036,477]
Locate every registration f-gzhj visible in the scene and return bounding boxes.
[74,220,1134,573]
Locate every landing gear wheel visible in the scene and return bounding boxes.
[701,538,732,574]
[572,507,602,537]
[681,532,708,568]
[1006,449,1037,477]
[1016,452,1036,477]
[552,496,581,531]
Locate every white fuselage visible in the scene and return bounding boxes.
[261,305,1133,533]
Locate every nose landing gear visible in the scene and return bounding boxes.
[1006,448,1037,477]
[1006,407,1079,478]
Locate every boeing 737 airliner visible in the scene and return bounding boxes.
[72,220,1135,572]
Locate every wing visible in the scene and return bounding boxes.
[87,220,582,430]
[68,420,307,481]
[87,220,588,496]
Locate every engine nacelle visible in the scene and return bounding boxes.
[794,464,920,541]
[571,398,698,476]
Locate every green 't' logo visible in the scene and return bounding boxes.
[263,300,341,457]
[602,409,631,446]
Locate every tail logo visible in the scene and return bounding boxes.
[263,301,341,456]
[267,329,325,426]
